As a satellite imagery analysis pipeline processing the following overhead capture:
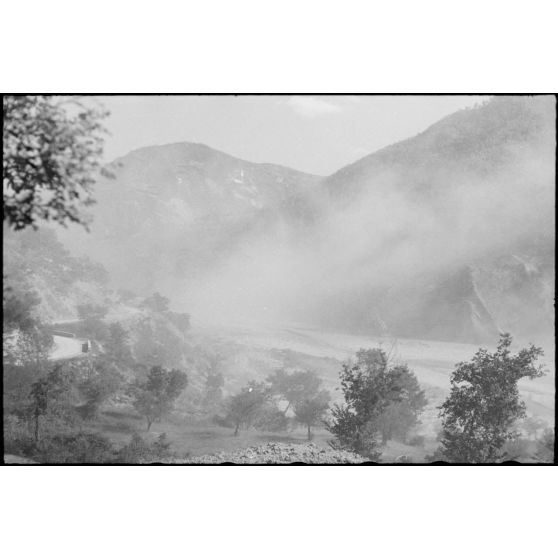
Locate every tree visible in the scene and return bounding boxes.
[5,325,54,370]
[3,95,110,230]
[225,382,270,436]
[28,365,75,442]
[326,348,421,459]
[267,368,322,415]
[376,371,427,444]
[438,334,545,463]
[3,288,41,332]
[294,390,331,440]
[76,359,123,420]
[131,366,188,431]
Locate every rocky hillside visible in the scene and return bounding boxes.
[55,96,555,344]
[59,143,322,294]
[3,227,111,323]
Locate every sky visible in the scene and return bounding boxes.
[96,95,489,176]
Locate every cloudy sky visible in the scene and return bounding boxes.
[97,95,489,175]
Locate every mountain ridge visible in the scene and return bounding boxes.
[55,96,555,344]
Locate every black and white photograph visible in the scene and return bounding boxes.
[3,94,555,464]
[1,3,557,558]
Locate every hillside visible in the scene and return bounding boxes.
[58,142,322,295]
[55,96,555,344]
[3,227,111,323]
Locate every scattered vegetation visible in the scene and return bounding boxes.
[436,334,545,463]
[130,366,188,431]
[326,348,427,460]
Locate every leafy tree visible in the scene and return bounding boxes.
[254,403,290,433]
[225,381,270,436]
[294,389,331,440]
[3,288,41,332]
[3,95,110,230]
[267,368,322,415]
[4,325,54,370]
[326,348,420,459]
[438,334,545,463]
[28,365,75,442]
[376,371,427,444]
[131,366,188,431]
[76,359,123,420]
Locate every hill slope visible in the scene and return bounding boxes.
[57,96,555,344]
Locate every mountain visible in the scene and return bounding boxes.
[60,143,322,294]
[57,96,555,344]
[312,96,555,343]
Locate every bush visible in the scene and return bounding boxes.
[255,405,289,433]
[35,432,116,463]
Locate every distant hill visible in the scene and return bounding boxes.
[56,96,555,344]
[316,95,555,343]
[59,142,322,294]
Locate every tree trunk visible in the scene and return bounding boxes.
[307,425,312,441]
[234,422,240,436]
[147,417,153,431]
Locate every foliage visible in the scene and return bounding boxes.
[35,432,116,464]
[3,288,41,332]
[376,369,427,444]
[4,325,54,370]
[267,368,322,415]
[116,432,174,463]
[131,366,188,430]
[254,403,290,433]
[28,365,77,441]
[76,359,123,420]
[326,348,424,459]
[438,334,545,463]
[293,389,331,440]
[225,381,271,436]
[3,95,110,230]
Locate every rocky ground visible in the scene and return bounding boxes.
[174,442,366,464]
